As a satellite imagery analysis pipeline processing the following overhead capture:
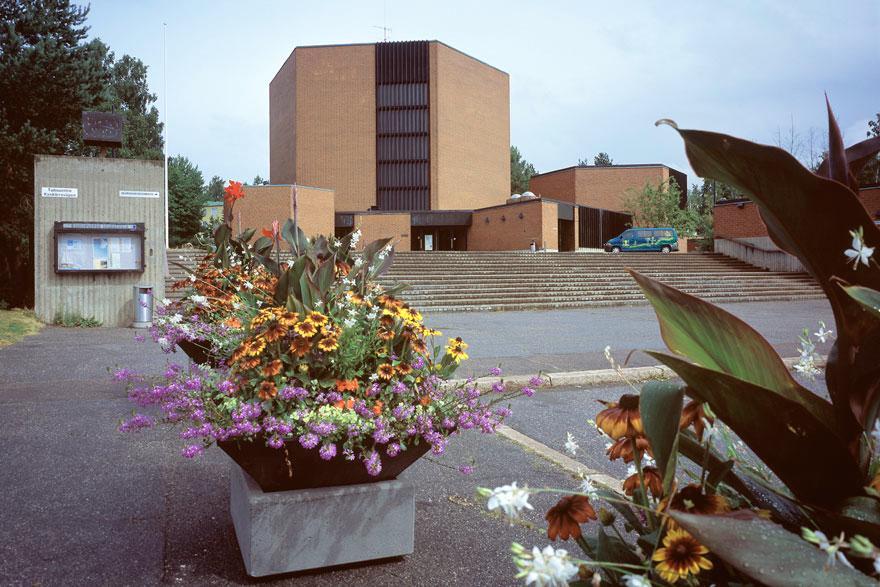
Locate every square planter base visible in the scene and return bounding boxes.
[229,462,415,577]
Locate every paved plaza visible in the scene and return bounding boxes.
[0,300,834,585]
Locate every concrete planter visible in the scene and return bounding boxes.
[229,463,415,577]
[176,339,222,367]
[218,436,431,492]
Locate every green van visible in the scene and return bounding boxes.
[604,227,679,253]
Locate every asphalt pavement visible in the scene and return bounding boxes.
[0,299,835,586]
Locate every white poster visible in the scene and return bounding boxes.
[41,187,78,198]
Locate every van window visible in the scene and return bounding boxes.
[658,229,673,238]
[635,230,651,238]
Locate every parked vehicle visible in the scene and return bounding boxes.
[604,227,678,253]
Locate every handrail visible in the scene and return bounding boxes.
[716,237,786,254]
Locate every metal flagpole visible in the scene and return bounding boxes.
[163,22,169,249]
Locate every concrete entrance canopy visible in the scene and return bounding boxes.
[33,154,165,327]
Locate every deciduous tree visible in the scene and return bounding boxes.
[168,155,205,246]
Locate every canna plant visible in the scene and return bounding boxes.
[486,100,880,586]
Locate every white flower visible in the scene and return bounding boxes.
[157,337,170,350]
[243,281,254,290]
[577,473,598,499]
[845,227,874,270]
[188,273,196,283]
[512,544,579,587]
[803,529,854,570]
[168,313,183,324]
[814,321,834,344]
[350,229,361,246]
[484,482,533,521]
[622,575,651,587]
[190,295,208,307]
[794,355,821,379]
[603,345,613,365]
[369,373,379,382]
[343,317,357,328]
[161,298,171,306]
[874,555,880,575]
[564,432,579,456]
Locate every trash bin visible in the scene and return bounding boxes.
[133,285,153,327]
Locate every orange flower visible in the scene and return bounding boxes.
[307,311,328,326]
[336,379,359,392]
[279,311,299,327]
[419,395,431,406]
[262,322,287,342]
[261,359,283,377]
[224,180,244,204]
[623,466,663,498]
[379,314,395,328]
[545,495,597,541]
[335,260,352,276]
[377,363,395,380]
[258,380,277,400]
[606,436,653,463]
[595,394,643,439]
[396,363,413,376]
[238,357,260,370]
[652,529,713,583]
[334,398,356,410]
[372,401,384,415]
[680,401,714,440]
[410,338,428,355]
[224,316,242,329]
[377,328,395,341]
[668,484,730,520]
[289,337,311,357]
[317,336,339,352]
[294,320,318,338]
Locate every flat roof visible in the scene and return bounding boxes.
[286,40,508,76]
[531,163,685,178]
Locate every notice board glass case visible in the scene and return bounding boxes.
[53,221,145,273]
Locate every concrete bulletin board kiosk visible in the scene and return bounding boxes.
[33,154,166,327]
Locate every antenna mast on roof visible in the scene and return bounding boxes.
[373,0,391,41]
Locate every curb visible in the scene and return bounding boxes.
[451,355,824,391]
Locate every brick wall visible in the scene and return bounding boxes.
[541,201,559,251]
[269,51,296,185]
[354,213,411,252]
[432,42,510,211]
[468,199,547,250]
[530,165,675,212]
[235,185,335,245]
[715,187,880,241]
[291,45,376,211]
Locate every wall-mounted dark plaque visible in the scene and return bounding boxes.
[82,111,124,148]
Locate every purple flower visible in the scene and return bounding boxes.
[181,444,204,458]
[218,380,236,395]
[113,368,136,382]
[310,421,337,436]
[280,386,308,400]
[521,386,535,397]
[392,381,407,394]
[365,450,382,476]
[118,413,154,432]
[528,375,544,388]
[413,356,425,370]
[134,334,146,343]
[491,381,506,393]
[386,443,401,457]
[267,435,284,449]
[319,443,337,460]
[458,464,474,475]
[489,366,502,377]
[298,432,320,449]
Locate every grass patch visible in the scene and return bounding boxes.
[53,311,102,328]
[0,309,43,347]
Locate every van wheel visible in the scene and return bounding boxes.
[661,246,671,254]
[611,246,621,253]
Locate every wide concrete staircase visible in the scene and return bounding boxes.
[166,248,823,312]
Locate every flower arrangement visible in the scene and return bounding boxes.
[479,101,880,586]
[121,182,538,483]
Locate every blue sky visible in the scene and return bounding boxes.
[82,0,879,188]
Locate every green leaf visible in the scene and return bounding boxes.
[841,284,880,321]
[596,487,646,535]
[668,125,880,433]
[670,511,876,586]
[629,270,831,425]
[639,380,684,495]
[314,258,335,296]
[595,526,641,584]
[648,351,863,506]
